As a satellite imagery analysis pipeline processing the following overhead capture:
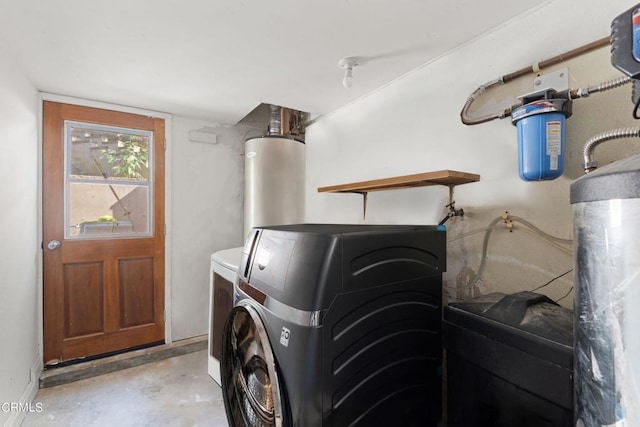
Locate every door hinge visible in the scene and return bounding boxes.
[164,138,166,150]
[164,224,167,236]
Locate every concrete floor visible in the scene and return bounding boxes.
[22,350,229,427]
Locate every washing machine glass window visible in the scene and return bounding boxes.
[222,301,283,427]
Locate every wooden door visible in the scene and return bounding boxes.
[43,101,165,365]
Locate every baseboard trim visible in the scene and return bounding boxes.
[4,356,43,427]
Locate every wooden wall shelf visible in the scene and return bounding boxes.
[317,170,480,218]
[318,170,480,194]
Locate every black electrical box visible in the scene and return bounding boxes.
[444,291,574,427]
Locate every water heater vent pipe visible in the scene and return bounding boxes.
[268,105,282,135]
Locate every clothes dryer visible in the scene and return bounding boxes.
[208,247,243,385]
[221,224,446,426]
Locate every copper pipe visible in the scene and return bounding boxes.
[502,37,610,83]
[462,36,611,125]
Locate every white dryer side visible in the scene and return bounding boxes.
[208,247,243,385]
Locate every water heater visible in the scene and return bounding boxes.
[244,135,305,238]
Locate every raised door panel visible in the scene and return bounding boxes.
[119,257,155,328]
[63,262,104,338]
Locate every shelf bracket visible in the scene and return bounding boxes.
[355,191,368,219]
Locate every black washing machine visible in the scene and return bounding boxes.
[221,224,446,426]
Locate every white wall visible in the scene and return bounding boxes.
[0,45,40,425]
[170,118,248,340]
[306,0,638,307]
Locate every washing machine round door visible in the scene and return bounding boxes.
[221,301,284,427]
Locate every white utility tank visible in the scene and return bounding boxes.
[244,135,305,238]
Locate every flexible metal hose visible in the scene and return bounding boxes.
[589,75,632,93]
[572,75,632,98]
[460,37,610,126]
[463,75,632,126]
[460,78,512,125]
[582,127,640,172]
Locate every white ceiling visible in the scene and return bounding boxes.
[0,0,547,124]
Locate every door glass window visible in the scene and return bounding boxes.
[64,121,153,239]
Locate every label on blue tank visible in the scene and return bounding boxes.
[546,121,561,171]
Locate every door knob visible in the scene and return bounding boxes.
[47,240,61,250]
